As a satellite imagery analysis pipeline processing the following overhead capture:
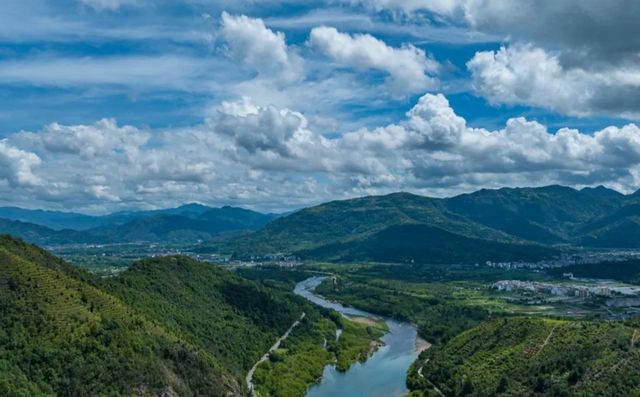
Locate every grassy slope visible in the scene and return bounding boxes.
[0,236,238,397]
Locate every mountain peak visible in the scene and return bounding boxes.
[581,185,623,198]
[177,202,210,210]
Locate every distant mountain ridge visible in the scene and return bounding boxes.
[205,185,640,264]
[0,204,278,245]
[3,185,640,263]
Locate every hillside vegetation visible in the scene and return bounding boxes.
[207,185,640,262]
[0,236,240,396]
[409,317,640,397]
[0,236,385,397]
[211,192,555,264]
[102,255,308,378]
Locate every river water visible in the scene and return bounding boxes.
[293,277,422,397]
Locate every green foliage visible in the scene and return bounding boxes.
[416,317,640,396]
[315,273,492,344]
[445,185,626,244]
[103,256,309,379]
[252,312,386,397]
[0,236,239,397]
[236,266,317,290]
[2,237,392,397]
[214,192,555,264]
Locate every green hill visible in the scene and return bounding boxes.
[299,223,554,264]
[578,204,640,248]
[0,235,240,396]
[444,185,625,244]
[0,218,90,246]
[210,192,555,263]
[0,237,387,397]
[102,255,307,378]
[409,317,640,396]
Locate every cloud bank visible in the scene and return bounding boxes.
[3,94,640,212]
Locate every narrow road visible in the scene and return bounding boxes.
[535,325,557,356]
[246,312,306,397]
[417,359,445,397]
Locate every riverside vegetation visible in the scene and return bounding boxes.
[271,263,640,397]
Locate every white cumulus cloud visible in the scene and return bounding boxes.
[0,140,41,187]
[309,26,439,95]
[467,44,640,118]
[220,12,302,81]
[4,94,640,212]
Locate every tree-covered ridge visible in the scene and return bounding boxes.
[206,185,640,262]
[211,192,555,263]
[410,317,640,397]
[0,236,239,397]
[103,255,309,379]
[5,185,640,262]
[444,185,627,244]
[1,237,391,397]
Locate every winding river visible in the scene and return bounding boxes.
[294,277,425,397]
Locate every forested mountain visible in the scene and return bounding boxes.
[0,218,90,245]
[409,317,640,396]
[578,204,640,248]
[209,185,640,263]
[0,236,318,396]
[444,185,627,244]
[209,192,554,263]
[0,236,240,396]
[0,207,103,230]
[102,256,308,379]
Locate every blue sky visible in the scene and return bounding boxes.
[1,0,640,213]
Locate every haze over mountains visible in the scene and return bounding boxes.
[2,185,640,264]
